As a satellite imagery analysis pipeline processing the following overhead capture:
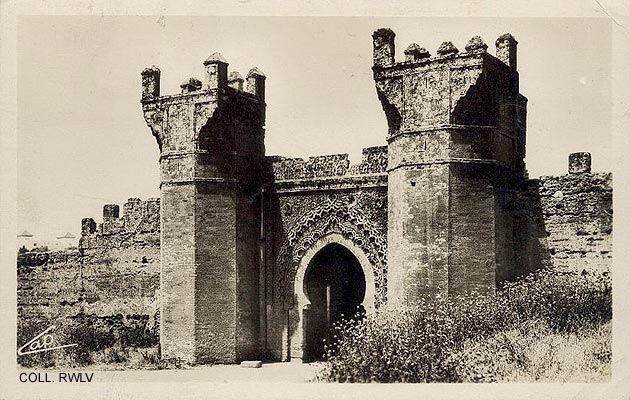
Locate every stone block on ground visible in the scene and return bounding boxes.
[240,360,262,368]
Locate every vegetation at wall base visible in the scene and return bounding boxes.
[317,268,612,383]
[17,315,160,369]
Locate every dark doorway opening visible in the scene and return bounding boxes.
[303,243,366,361]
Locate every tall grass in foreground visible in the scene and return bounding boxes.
[318,268,611,383]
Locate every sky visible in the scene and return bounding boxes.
[17,16,612,240]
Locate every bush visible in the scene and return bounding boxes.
[105,347,130,363]
[499,269,611,332]
[62,321,117,352]
[17,312,162,368]
[321,304,458,382]
[452,320,612,382]
[138,349,184,370]
[120,323,158,348]
[318,268,612,383]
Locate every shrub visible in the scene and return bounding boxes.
[318,268,611,383]
[54,319,117,366]
[62,320,117,352]
[120,323,158,348]
[139,349,161,366]
[321,304,458,382]
[499,269,611,332]
[453,320,612,382]
[105,347,130,363]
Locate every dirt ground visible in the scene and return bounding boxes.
[98,361,325,383]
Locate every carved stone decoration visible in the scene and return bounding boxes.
[142,105,165,152]
[274,189,388,309]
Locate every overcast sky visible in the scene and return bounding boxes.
[17,16,612,240]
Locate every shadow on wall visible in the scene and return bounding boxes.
[513,152,612,279]
[513,179,553,278]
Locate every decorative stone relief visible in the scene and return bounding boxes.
[273,189,388,309]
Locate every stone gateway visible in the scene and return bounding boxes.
[18,28,611,367]
[134,28,612,364]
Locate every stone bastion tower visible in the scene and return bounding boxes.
[373,29,528,304]
[141,55,268,363]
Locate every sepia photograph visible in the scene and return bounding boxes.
[2,3,630,400]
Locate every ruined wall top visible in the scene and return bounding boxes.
[569,152,592,174]
[80,198,160,251]
[269,146,388,181]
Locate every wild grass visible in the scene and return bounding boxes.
[17,317,162,370]
[318,268,612,383]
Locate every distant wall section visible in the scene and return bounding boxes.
[17,198,161,353]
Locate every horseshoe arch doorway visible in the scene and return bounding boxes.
[302,243,367,361]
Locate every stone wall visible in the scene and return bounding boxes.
[538,172,612,272]
[17,198,161,354]
[517,154,612,274]
[16,154,612,364]
[269,146,387,181]
[268,160,389,360]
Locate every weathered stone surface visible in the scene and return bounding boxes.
[17,28,613,366]
[142,53,267,364]
[103,204,120,219]
[537,171,611,272]
[240,360,262,368]
[228,71,244,91]
[180,77,202,93]
[141,66,160,100]
[569,152,592,174]
[404,43,430,61]
[465,35,488,52]
[437,41,459,55]
[495,33,518,69]
[273,189,388,309]
[81,218,96,235]
[17,199,161,354]
[246,67,266,99]
[372,28,396,67]
[374,27,526,303]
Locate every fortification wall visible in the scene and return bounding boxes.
[535,157,612,272]
[16,153,612,364]
[515,153,612,276]
[269,146,388,181]
[17,198,161,352]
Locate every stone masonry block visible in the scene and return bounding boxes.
[569,152,591,174]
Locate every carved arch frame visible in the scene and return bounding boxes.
[289,233,376,362]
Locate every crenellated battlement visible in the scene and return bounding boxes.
[141,54,265,102]
[372,28,526,175]
[269,146,388,181]
[81,198,160,239]
[141,53,266,168]
[372,29,517,71]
